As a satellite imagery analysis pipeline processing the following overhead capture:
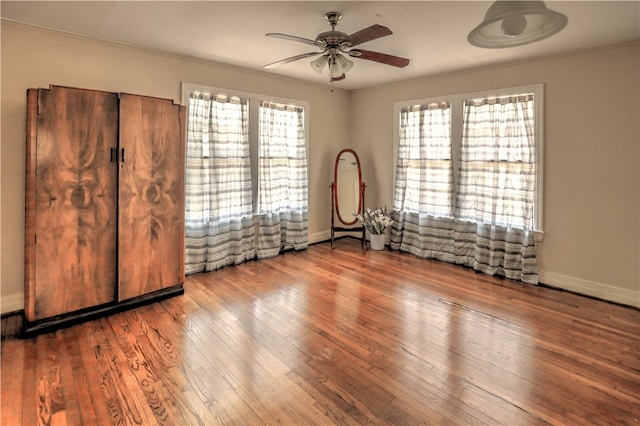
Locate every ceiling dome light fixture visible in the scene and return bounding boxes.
[468,1,568,48]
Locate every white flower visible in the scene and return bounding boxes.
[355,206,393,235]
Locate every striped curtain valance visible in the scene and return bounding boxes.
[260,101,304,113]
[465,93,533,107]
[402,101,450,113]
[189,92,245,104]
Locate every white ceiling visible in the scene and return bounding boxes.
[2,1,639,90]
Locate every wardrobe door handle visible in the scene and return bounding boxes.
[121,148,126,163]
[110,147,117,163]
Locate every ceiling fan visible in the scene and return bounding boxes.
[264,11,410,82]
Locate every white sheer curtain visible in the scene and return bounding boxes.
[458,95,535,229]
[257,101,308,258]
[391,94,538,284]
[393,102,453,217]
[391,102,454,253]
[184,92,255,273]
[456,95,537,283]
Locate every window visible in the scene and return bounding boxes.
[185,93,252,227]
[394,84,543,233]
[182,83,309,273]
[457,94,536,230]
[258,101,308,217]
[396,101,453,218]
[391,84,542,284]
[257,101,309,258]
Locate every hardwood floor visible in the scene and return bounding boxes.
[2,238,639,425]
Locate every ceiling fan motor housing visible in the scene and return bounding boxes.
[325,11,343,26]
[316,31,348,47]
[319,12,348,48]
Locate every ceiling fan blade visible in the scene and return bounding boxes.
[343,24,392,47]
[331,73,346,82]
[349,49,410,68]
[265,33,324,48]
[264,52,321,69]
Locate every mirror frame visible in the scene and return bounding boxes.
[333,148,363,226]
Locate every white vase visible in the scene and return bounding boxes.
[369,233,385,250]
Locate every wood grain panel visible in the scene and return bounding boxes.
[24,89,39,321]
[28,86,118,320]
[118,94,185,301]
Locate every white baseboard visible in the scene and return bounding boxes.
[309,230,331,244]
[539,270,640,308]
[1,292,24,315]
[309,230,365,245]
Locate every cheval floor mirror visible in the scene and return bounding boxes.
[330,148,366,248]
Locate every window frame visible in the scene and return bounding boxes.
[393,83,544,237]
[181,82,311,212]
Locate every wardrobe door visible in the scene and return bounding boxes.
[24,86,119,321]
[118,94,185,301]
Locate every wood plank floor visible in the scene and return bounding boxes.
[2,238,639,425]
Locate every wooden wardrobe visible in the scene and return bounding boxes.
[24,85,185,335]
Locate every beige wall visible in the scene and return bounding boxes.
[350,42,639,307]
[2,21,638,313]
[1,21,349,312]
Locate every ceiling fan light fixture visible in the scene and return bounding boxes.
[468,1,568,48]
[336,54,353,73]
[310,55,328,73]
[329,57,344,79]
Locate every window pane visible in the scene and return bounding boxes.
[395,103,453,218]
[258,102,308,213]
[185,93,252,224]
[457,94,535,229]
